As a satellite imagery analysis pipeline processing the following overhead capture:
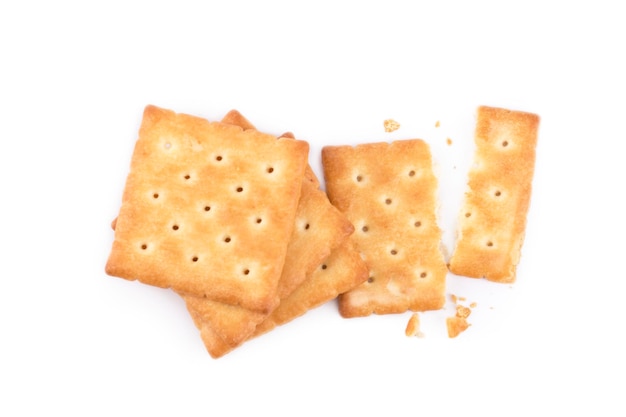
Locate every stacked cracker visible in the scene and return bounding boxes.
[107,104,540,353]
[106,105,368,358]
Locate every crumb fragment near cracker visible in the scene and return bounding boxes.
[446,316,470,338]
[446,294,475,338]
[405,313,424,338]
[383,119,400,132]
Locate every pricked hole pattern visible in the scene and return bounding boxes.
[236,186,244,193]
[192,256,199,262]
[465,212,472,218]
[420,272,428,278]
[368,276,375,283]
[390,249,398,255]
[243,268,250,276]
[204,206,211,212]
[321,264,328,270]
[153,193,159,199]
[140,243,148,250]
[356,175,363,182]
[266,167,274,174]
[414,221,422,228]
[362,225,369,233]
[385,198,392,205]
[486,241,494,247]
[256,218,263,224]
[304,223,310,230]
[215,155,223,161]
[172,225,179,231]
[184,174,191,180]
[502,141,509,147]
[224,236,232,243]
[408,170,416,177]
[164,142,171,149]
[494,190,501,197]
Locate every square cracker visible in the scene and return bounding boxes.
[449,106,540,283]
[193,240,369,358]
[105,105,309,312]
[182,111,355,348]
[322,139,447,317]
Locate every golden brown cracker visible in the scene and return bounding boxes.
[105,105,309,312]
[322,139,447,317]
[199,241,369,358]
[449,106,539,283]
[184,175,354,347]
[253,241,368,336]
[221,109,256,131]
[183,111,354,350]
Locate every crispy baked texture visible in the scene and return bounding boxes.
[322,139,447,317]
[200,240,369,358]
[105,105,309,312]
[448,106,540,283]
[253,240,368,336]
[184,175,355,347]
[183,111,355,353]
[221,110,321,187]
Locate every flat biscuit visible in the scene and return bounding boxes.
[183,111,354,348]
[198,241,369,358]
[254,241,368,335]
[221,110,319,187]
[105,105,309,312]
[449,106,539,283]
[322,139,447,317]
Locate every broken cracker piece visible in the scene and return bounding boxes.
[405,313,424,338]
[446,316,470,338]
[449,106,540,283]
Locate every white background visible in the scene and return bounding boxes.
[2,1,625,415]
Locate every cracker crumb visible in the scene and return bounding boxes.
[469,302,477,308]
[455,305,471,319]
[446,138,453,146]
[405,313,424,337]
[435,120,440,128]
[384,119,400,132]
[450,294,458,303]
[458,296,466,302]
[446,316,470,338]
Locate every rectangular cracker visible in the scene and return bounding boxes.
[105,105,309,312]
[194,241,369,358]
[322,139,447,317]
[449,106,540,283]
[182,111,355,349]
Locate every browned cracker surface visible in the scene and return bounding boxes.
[199,241,369,358]
[105,105,309,312]
[449,106,539,283]
[183,111,354,351]
[322,139,447,317]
